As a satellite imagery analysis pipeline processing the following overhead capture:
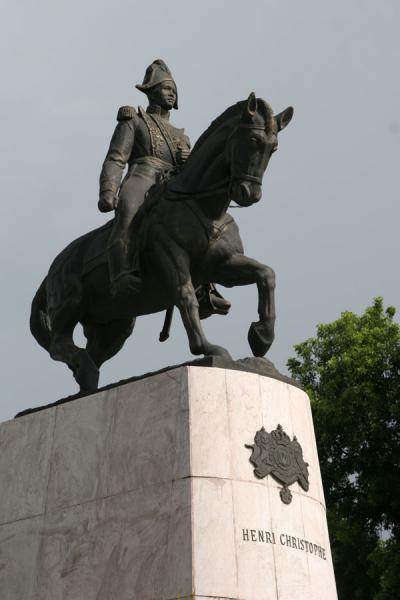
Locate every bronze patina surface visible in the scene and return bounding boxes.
[30,60,293,392]
[246,424,310,504]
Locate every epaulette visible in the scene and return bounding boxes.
[117,105,137,122]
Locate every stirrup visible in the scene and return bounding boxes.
[197,284,231,319]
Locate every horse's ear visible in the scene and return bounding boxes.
[242,92,257,120]
[275,106,294,131]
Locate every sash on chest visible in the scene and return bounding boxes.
[139,107,180,166]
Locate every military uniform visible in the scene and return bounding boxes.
[99,60,190,294]
[98,59,230,318]
[99,103,190,208]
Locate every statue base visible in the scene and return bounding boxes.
[0,365,337,599]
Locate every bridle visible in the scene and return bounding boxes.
[226,123,267,187]
[168,123,267,199]
[230,172,263,186]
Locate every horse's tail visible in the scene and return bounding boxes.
[30,278,51,352]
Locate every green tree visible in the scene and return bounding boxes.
[287,298,400,600]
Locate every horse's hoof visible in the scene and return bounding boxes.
[248,321,274,357]
[206,344,232,360]
[74,351,100,393]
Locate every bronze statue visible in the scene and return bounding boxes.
[30,62,293,393]
[99,59,230,318]
[99,59,190,296]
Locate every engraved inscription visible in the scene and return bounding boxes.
[241,528,327,560]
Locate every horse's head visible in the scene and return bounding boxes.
[227,93,293,207]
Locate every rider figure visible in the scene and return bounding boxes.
[99,59,190,296]
[99,59,230,317]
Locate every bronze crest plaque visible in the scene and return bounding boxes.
[245,424,310,504]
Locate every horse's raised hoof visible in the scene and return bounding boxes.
[74,350,100,393]
[248,321,274,357]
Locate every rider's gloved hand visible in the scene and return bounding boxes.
[176,146,190,165]
[98,194,118,212]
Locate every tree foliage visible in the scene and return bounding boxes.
[287,298,400,600]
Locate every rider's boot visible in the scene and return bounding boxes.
[108,241,142,297]
[197,283,231,319]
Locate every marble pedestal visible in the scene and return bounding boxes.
[0,366,337,600]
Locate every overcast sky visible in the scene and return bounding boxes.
[1,1,399,422]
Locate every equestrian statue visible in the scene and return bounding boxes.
[30,59,293,392]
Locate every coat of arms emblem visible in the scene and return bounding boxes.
[245,424,310,504]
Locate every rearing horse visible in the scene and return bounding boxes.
[30,93,293,392]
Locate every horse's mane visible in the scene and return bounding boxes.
[189,98,273,158]
[165,97,274,198]
[190,102,244,157]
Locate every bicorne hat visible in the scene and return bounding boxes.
[136,59,178,109]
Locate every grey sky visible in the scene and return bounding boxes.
[1,1,399,422]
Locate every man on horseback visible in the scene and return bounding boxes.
[99,59,230,316]
[99,59,190,296]
[31,88,293,391]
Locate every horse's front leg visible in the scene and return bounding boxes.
[212,253,276,356]
[154,239,232,360]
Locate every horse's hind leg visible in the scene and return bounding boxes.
[49,323,100,392]
[83,318,135,369]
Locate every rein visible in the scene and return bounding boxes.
[168,176,230,200]
[231,172,263,185]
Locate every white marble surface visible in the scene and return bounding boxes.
[37,482,188,600]
[0,365,337,599]
[107,371,184,496]
[189,368,325,506]
[188,367,231,480]
[191,477,237,598]
[188,367,336,600]
[46,389,115,511]
[232,479,276,600]
[0,409,55,524]
[0,515,43,600]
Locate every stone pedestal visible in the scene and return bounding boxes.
[0,366,337,599]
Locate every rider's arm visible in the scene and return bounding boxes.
[176,133,191,165]
[98,106,137,212]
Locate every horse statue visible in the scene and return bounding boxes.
[30,93,293,392]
